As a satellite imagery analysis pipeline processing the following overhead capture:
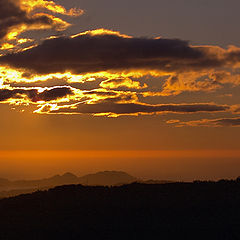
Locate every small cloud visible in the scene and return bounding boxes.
[167,117,240,127]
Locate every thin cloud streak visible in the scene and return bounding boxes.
[168,117,240,127]
[36,101,230,117]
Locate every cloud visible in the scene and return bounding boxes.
[100,77,147,90]
[161,72,223,95]
[2,28,240,96]
[0,0,83,43]
[167,117,240,127]
[36,101,229,117]
[81,88,138,104]
[0,86,73,103]
[0,29,208,74]
[1,29,240,98]
[0,85,140,110]
[0,27,240,120]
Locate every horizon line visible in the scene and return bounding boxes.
[0,150,240,159]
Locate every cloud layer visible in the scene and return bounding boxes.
[0,1,239,126]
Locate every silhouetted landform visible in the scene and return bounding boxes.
[0,186,51,199]
[0,171,137,198]
[1,179,240,239]
[137,179,173,185]
[78,171,137,186]
[0,171,173,199]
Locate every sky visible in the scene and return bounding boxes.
[0,0,240,180]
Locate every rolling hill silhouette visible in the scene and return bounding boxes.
[0,171,137,198]
[1,179,240,239]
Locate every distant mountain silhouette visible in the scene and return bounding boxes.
[78,171,136,185]
[0,172,78,191]
[1,179,240,239]
[0,171,137,198]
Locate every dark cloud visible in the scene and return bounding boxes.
[0,86,73,102]
[0,88,36,101]
[215,118,240,126]
[37,87,73,101]
[167,117,240,127]
[42,101,229,116]
[7,77,103,90]
[0,0,54,41]
[0,31,220,74]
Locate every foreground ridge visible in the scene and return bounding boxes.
[1,180,240,240]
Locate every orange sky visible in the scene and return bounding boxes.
[1,150,240,181]
[0,0,240,180]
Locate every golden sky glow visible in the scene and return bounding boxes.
[1,150,240,159]
[1,150,240,180]
[0,0,240,180]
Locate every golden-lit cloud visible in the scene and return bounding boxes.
[161,71,222,95]
[100,77,147,90]
[0,86,75,105]
[20,0,83,16]
[71,28,132,39]
[0,0,84,52]
[0,26,240,122]
[0,29,205,74]
[35,101,230,117]
[2,28,240,76]
[1,28,240,94]
[17,38,33,44]
[0,43,15,50]
[167,117,240,127]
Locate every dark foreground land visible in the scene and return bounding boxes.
[1,180,240,240]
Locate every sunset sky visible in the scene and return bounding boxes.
[1,0,240,180]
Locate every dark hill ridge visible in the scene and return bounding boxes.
[1,180,240,239]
